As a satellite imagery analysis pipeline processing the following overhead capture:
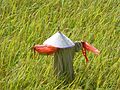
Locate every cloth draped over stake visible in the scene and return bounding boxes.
[33,31,100,82]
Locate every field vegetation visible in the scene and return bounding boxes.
[0,0,120,89]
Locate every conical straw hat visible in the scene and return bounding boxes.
[43,31,75,48]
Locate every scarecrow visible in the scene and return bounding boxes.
[33,31,100,82]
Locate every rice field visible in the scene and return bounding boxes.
[0,0,120,89]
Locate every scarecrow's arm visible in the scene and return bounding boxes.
[74,41,83,52]
[74,41,100,62]
[33,45,58,55]
[74,41,89,62]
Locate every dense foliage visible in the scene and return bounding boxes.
[0,0,120,89]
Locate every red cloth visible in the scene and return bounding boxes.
[33,45,58,55]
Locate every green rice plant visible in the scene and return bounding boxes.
[0,0,120,89]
